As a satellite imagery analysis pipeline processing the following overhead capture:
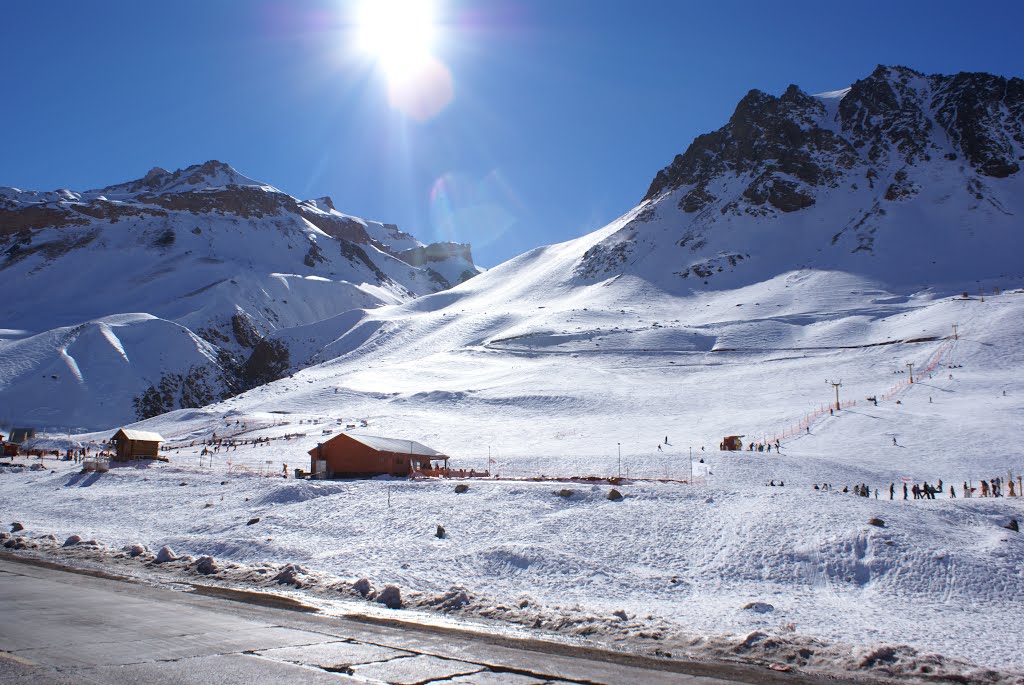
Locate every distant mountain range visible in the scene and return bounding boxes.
[0,161,481,429]
[2,65,1022,431]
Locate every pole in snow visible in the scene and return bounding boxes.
[617,442,621,478]
[827,379,842,410]
[907,363,914,384]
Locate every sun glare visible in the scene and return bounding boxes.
[357,0,436,83]
[353,0,453,121]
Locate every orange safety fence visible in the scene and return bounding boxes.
[758,335,960,446]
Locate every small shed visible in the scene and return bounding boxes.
[111,428,165,462]
[9,428,35,444]
[720,435,744,451]
[309,433,448,479]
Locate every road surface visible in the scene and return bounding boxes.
[0,555,836,684]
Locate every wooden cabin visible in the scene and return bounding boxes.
[308,433,449,479]
[8,428,35,444]
[110,428,165,462]
[1,433,17,458]
[720,435,744,451]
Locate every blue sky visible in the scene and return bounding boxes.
[2,1,1023,266]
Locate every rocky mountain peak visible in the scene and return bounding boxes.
[585,66,1024,289]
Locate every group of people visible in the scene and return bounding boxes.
[979,477,1017,497]
[811,477,1023,501]
[748,440,780,453]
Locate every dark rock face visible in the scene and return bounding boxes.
[398,242,474,267]
[241,339,290,389]
[645,66,1024,205]
[644,83,857,205]
[579,65,1024,285]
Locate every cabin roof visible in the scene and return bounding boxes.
[113,428,165,442]
[345,433,443,457]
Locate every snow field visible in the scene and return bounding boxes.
[4,279,1024,679]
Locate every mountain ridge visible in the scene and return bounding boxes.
[0,161,483,428]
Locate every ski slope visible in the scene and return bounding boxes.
[4,270,1023,682]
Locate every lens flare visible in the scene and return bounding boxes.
[355,0,453,119]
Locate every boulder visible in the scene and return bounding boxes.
[607,489,623,501]
[127,544,148,558]
[194,556,218,575]
[454,484,469,494]
[742,601,775,614]
[435,524,446,539]
[63,535,83,547]
[352,578,372,597]
[10,522,24,532]
[868,517,886,528]
[377,584,402,609]
[273,564,305,586]
[1007,519,1020,532]
[154,545,178,563]
[556,489,574,498]
[246,517,260,526]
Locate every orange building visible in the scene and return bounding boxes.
[308,433,449,479]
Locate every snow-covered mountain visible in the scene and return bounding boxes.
[5,67,1024,678]
[224,66,1024,376]
[580,65,1024,291]
[0,161,482,429]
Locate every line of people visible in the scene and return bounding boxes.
[812,478,1022,500]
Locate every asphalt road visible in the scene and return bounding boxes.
[0,555,835,685]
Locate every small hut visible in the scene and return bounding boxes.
[309,433,449,479]
[110,428,165,462]
[9,428,35,444]
[720,435,744,451]
[1,433,17,458]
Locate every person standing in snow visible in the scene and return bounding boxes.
[949,484,956,498]
[889,483,895,500]
[892,436,897,446]
[903,483,908,500]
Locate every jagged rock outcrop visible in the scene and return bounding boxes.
[580,66,1024,287]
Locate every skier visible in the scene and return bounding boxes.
[892,436,897,446]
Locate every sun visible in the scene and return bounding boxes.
[356,0,437,84]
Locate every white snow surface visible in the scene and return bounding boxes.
[4,266,1024,681]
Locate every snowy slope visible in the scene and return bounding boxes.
[0,161,483,429]
[4,280,1023,682]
